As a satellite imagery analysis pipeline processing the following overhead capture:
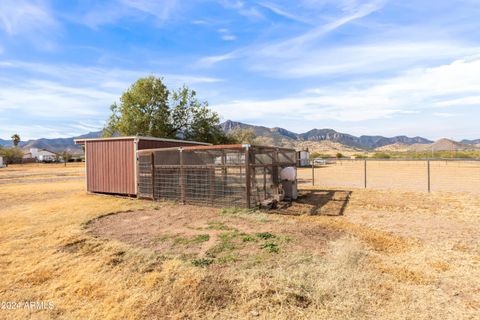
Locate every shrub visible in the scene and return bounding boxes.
[191,258,214,267]
[256,232,275,240]
[261,242,279,253]
[373,152,391,159]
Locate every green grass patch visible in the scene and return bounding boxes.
[242,235,257,242]
[206,221,233,231]
[220,207,258,216]
[206,231,239,258]
[173,234,210,246]
[261,242,279,253]
[191,258,214,267]
[217,252,238,264]
[256,232,275,240]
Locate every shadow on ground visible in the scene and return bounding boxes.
[275,189,352,216]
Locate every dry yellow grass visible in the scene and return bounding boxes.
[0,164,479,319]
[298,160,480,193]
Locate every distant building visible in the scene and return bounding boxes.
[0,156,4,167]
[23,148,58,162]
[296,149,310,167]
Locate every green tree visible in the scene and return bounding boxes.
[11,134,20,147]
[61,150,72,167]
[336,152,344,159]
[227,127,256,144]
[0,147,23,166]
[169,86,230,144]
[104,76,229,144]
[104,76,171,137]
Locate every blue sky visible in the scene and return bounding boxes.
[1,0,480,140]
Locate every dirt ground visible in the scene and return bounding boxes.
[88,202,343,259]
[1,163,480,319]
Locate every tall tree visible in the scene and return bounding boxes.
[61,150,72,167]
[104,76,230,144]
[104,76,171,137]
[11,134,20,147]
[169,86,231,144]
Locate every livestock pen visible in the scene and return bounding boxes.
[137,144,297,208]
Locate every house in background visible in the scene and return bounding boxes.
[23,148,58,162]
[296,149,310,167]
[0,156,4,168]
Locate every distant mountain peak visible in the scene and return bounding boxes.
[1,121,475,153]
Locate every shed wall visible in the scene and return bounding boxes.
[86,139,136,195]
[85,138,207,195]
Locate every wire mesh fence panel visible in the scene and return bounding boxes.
[430,160,480,193]
[154,168,180,201]
[137,154,153,198]
[298,160,364,188]
[137,145,296,208]
[298,159,480,194]
[366,160,428,192]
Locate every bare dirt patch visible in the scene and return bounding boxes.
[88,204,344,262]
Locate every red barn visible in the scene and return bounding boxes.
[74,136,209,196]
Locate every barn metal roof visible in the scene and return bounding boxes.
[74,135,211,146]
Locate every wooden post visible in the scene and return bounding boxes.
[151,152,155,200]
[364,159,367,189]
[221,150,226,200]
[263,167,267,200]
[312,161,315,186]
[179,148,185,204]
[245,146,251,208]
[427,160,431,193]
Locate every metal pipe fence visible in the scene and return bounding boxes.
[298,159,480,193]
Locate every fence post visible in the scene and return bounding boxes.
[312,161,315,186]
[364,159,367,189]
[151,152,155,200]
[179,148,185,204]
[245,146,251,208]
[427,159,431,193]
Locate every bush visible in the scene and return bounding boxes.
[261,242,279,253]
[310,152,332,159]
[372,152,391,159]
[336,153,344,159]
[0,147,23,165]
[352,154,367,159]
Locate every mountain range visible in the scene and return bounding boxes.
[0,120,478,154]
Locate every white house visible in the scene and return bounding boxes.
[0,156,4,168]
[25,148,58,162]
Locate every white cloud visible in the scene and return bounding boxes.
[120,0,179,22]
[197,0,386,68]
[0,0,59,49]
[81,0,180,28]
[220,0,264,19]
[211,57,480,123]
[218,28,237,41]
[0,60,223,138]
[0,0,57,35]
[258,2,313,24]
